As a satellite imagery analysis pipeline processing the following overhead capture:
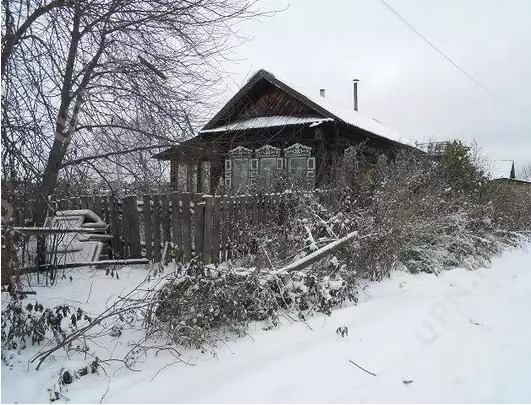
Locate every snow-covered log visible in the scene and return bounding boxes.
[273,231,366,274]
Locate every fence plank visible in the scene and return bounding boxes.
[220,196,229,262]
[124,196,141,258]
[143,194,153,260]
[152,194,162,262]
[203,196,213,263]
[193,194,204,260]
[171,192,183,261]
[93,196,103,220]
[227,196,235,260]
[121,197,130,258]
[81,196,94,211]
[161,194,171,246]
[252,194,259,225]
[109,196,123,259]
[212,196,221,263]
[181,194,192,261]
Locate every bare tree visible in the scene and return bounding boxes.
[1,0,264,228]
[520,162,531,181]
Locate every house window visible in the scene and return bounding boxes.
[227,146,252,193]
[256,144,281,191]
[284,143,314,189]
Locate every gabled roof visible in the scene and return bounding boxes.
[202,69,414,148]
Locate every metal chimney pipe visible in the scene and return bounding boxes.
[353,79,359,111]
[319,88,326,98]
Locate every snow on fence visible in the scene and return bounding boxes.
[50,190,340,264]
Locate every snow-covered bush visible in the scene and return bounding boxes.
[338,143,526,278]
[148,259,357,348]
[490,181,531,232]
[1,299,91,351]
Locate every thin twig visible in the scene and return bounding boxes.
[349,359,377,377]
[86,281,94,303]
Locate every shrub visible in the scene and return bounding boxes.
[1,299,91,351]
[148,259,357,348]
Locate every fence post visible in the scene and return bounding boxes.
[203,196,213,263]
[181,193,192,261]
[152,194,162,262]
[212,196,221,263]
[143,194,153,260]
[227,196,235,260]
[161,194,171,245]
[171,192,182,261]
[124,196,141,258]
[193,194,204,260]
[109,196,123,259]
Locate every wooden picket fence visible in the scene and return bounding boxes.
[50,190,340,264]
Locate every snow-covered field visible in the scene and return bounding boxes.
[2,246,531,403]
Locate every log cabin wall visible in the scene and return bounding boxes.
[167,119,404,194]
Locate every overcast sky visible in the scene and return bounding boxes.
[217,0,531,173]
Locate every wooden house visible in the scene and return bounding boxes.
[154,69,417,194]
[490,160,531,192]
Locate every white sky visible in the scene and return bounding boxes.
[217,0,531,172]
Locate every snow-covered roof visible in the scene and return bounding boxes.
[489,160,514,180]
[284,79,415,147]
[200,116,333,133]
[201,69,415,148]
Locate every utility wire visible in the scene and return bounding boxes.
[378,0,524,114]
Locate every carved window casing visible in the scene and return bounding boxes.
[256,145,281,191]
[225,144,316,193]
[225,146,252,193]
[285,143,314,189]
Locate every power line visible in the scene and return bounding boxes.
[378,0,523,113]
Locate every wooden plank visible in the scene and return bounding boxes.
[274,231,363,274]
[109,196,123,259]
[252,194,259,225]
[212,196,221,263]
[143,194,153,260]
[193,194,204,260]
[171,193,183,261]
[227,196,235,260]
[219,196,228,262]
[203,196,213,263]
[81,196,94,211]
[181,194,192,261]
[152,194,162,262]
[93,196,103,219]
[101,196,110,224]
[124,196,141,258]
[161,194,171,245]
[261,194,268,225]
[121,197,130,258]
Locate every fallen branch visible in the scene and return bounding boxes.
[274,232,373,274]
[349,359,377,377]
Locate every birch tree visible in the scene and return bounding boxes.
[1,0,261,226]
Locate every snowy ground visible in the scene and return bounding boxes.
[2,246,531,403]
